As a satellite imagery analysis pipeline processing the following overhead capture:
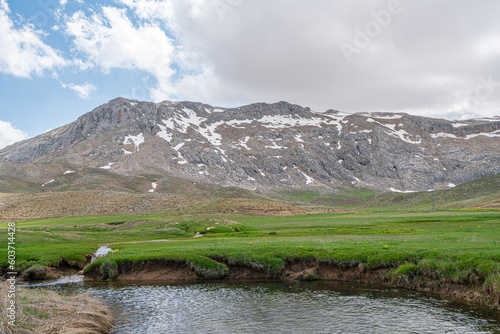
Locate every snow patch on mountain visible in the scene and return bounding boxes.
[124,133,145,151]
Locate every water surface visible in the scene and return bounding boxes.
[34,278,500,334]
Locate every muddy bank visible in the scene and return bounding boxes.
[85,259,198,281]
[85,258,500,310]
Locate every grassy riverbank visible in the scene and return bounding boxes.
[1,209,500,308]
[0,281,113,333]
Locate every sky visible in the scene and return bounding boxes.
[0,0,499,149]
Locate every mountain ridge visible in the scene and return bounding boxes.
[1,98,499,193]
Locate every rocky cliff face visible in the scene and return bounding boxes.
[1,97,499,192]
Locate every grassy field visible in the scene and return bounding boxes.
[1,209,500,291]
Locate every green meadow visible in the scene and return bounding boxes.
[1,209,500,292]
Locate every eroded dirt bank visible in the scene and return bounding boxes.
[85,258,500,310]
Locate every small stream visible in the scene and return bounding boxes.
[90,246,114,263]
[27,277,500,334]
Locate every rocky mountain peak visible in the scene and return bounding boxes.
[0,98,499,192]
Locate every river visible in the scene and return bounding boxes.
[28,276,500,333]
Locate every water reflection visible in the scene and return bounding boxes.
[32,280,500,334]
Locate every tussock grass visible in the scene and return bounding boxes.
[188,256,229,279]
[0,282,113,333]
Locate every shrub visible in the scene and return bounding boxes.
[204,226,233,234]
[484,273,500,294]
[301,273,320,281]
[395,263,418,276]
[188,256,228,279]
[21,265,49,280]
[99,260,117,280]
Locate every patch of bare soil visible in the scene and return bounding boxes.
[0,191,311,221]
[474,201,500,209]
[0,191,187,221]
[226,265,271,279]
[115,260,198,281]
[194,197,310,216]
[0,281,113,333]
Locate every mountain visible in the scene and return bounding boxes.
[0,97,499,193]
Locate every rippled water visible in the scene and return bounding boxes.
[33,279,500,334]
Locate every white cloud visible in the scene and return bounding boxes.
[475,33,500,57]
[119,0,174,22]
[0,1,67,78]
[60,0,500,119]
[161,67,218,103]
[0,121,28,149]
[63,1,221,102]
[65,6,175,99]
[0,0,8,12]
[61,82,97,99]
